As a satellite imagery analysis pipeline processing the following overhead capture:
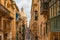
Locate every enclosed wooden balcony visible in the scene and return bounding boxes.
[40,2,49,15]
[0,3,13,20]
[0,3,10,16]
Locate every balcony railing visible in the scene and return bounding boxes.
[40,2,49,14]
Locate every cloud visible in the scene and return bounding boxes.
[14,0,32,27]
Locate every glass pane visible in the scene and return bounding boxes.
[56,19,60,30]
[57,1,59,16]
[54,3,57,17]
[49,8,51,18]
[50,20,55,32]
[51,6,54,18]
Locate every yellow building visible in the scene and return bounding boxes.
[30,0,41,40]
[0,0,19,40]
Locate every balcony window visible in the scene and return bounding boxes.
[54,3,57,17]
[41,2,49,13]
[50,17,60,32]
[16,13,19,20]
[57,1,60,16]
[49,7,51,18]
[50,20,55,32]
[56,19,60,30]
[51,6,54,18]
[42,2,49,10]
[34,11,38,21]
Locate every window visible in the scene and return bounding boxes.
[44,27,45,36]
[16,13,19,20]
[40,23,42,36]
[57,1,59,16]
[50,20,55,32]
[7,2,11,8]
[4,0,7,6]
[51,6,54,18]
[54,3,57,17]
[56,19,60,30]
[34,11,38,21]
[49,8,51,18]
[46,23,47,34]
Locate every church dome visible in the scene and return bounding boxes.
[20,7,27,19]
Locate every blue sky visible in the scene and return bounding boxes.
[14,0,32,27]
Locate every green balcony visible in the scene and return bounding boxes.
[49,15,60,32]
[40,2,49,14]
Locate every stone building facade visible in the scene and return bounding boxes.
[30,0,41,40]
[40,0,60,40]
[0,0,19,40]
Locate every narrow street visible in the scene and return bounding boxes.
[0,0,60,40]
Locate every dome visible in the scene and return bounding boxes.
[20,7,27,19]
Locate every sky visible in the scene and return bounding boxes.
[14,0,32,27]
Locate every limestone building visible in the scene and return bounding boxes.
[0,0,19,40]
[30,0,41,40]
[40,0,60,40]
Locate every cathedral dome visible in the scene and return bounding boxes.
[20,7,27,19]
